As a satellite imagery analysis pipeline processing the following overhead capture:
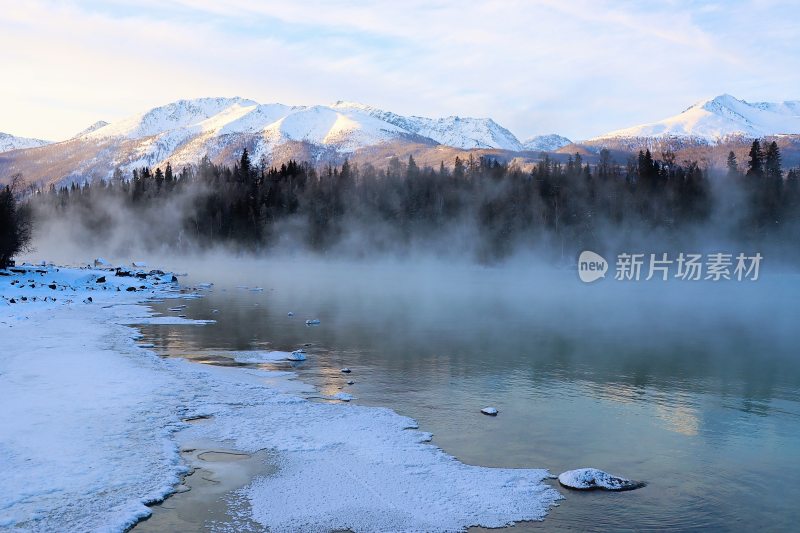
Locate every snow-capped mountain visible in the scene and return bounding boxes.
[72,120,110,138]
[81,97,525,159]
[0,132,51,152]
[522,134,572,152]
[593,94,800,142]
[3,97,569,186]
[330,101,524,151]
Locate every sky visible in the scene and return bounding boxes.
[1,0,799,142]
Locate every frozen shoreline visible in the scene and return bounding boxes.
[0,264,562,532]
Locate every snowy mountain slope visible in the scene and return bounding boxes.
[83,97,519,153]
[72,120,110,138]
[0,132,51,152]
[593,94,800,142]
[330,101,523,150]
[522,134,572,151]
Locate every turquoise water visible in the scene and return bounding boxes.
[139,258,800,531]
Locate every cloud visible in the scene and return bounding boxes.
[0,0,798,141]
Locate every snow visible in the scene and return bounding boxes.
[593,93,800,142]
[558,468,645,491]
[481,407,499,416]
[1,264,563,532]
[0,266,186,531]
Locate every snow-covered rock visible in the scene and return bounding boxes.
[305,319,320,325]
[287,350,307,361]
[481,407,499,416]
[233,350,303,364]
[593,94,800,143]
[557,468,645,491]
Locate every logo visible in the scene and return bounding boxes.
[578,250,608,283]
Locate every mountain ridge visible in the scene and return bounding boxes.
[591,94,800,142]
[0,132,51,152]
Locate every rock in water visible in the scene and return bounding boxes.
[287,350,307,361]
[305,319,321,325]
[341,368,351,374]
[481,407,499,416]
[557,468,645,491]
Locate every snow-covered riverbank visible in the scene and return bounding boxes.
[1,264,562,532]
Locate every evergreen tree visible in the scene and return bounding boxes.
[746,140,764,178]
[726,151,739,177]
[453,156,464,179]
[0,176,31,268]
[765,141,782,182]
[238,148,252,182]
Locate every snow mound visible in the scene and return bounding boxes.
[481,407,499,416]
[330,392,355,401]
[558,468,645,491]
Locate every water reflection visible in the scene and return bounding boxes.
[135,258,800,531]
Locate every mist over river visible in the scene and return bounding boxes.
[118,255,800,531]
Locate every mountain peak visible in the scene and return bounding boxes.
[594,94,800,142]
[0,131,51,152]
[73,120,110,138]
[522,134,572,152]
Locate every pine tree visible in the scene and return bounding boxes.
[0,176,31,268]
[407,155,419,178]
[764,141,782,181]
[726,151,739,177]
[453,156,464,179]
[746,140,764,178]
[239,148,252,182]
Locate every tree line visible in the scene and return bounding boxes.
[8,139,800,265]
